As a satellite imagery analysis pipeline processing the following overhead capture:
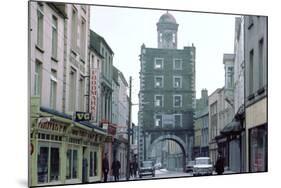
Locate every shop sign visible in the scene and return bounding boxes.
[71,128,96,140]
[108,124,117,135]
[90,68,99,122]
[37,118,68,133]
[73,111,91,121]
[102,122,117,136]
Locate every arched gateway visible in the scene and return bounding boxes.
[147,134,189,171]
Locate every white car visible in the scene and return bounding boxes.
[193,157,213,176]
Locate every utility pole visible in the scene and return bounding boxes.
[126,76,132,180]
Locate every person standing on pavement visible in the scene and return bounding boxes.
[111,157,121,181]
[102,153,109,182]
[215,153,224,175]
[133,161,138,178]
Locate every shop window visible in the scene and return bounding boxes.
[90,152,93,177]
[94,152,97,176]
[50,148,60,181]
[249,125,268,172]
[66,149,78,179]
[37,147,49,183]
[37,145,60,184]
[89,151,98,177]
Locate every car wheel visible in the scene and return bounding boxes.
[139,175,142,178]
[152,173,155,177]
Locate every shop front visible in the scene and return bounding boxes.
[30,105,107,187]
[249,124,267,172]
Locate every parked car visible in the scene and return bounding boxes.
[193,157,213,176]
[139,161,155,178]
[185,160,195,173]
[154,162,162,170]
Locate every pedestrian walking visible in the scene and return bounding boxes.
[133,161,138,178]
[129,161,134,177]
[102,153,109,182]
[111,158,121,181]
[215,153,224,175]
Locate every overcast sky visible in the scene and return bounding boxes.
[90,5,238,124]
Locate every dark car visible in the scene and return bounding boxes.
[185,160,195,173]
[139,161,155,178]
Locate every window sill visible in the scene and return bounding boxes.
[71,49,78,57]
[35,45,44,53]
[51,56,59,63]
[247,93,255,101]
[80,58,85,64]
[257,87,265,95]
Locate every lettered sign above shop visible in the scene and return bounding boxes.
[73,111,91,122]
[37,118,68,133]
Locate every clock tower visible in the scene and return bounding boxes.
[157,12,179,49]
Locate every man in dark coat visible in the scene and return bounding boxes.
[111,158,121,181]
[102,153,109,182]
[215,154,224,175]
[133,161,138,178]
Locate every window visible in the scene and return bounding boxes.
[227,67,234,88]
[34,61,42,96]
[155,76,163,88]
[37,144,60,184]
[79,76,84,111]
[37,3,44,48]
[80,18,86,59]
[154,58,164,69]
[173,95,182,107]
[50,69,57,109]
[173,59,182,70]
[66,149,78,179]
[155,115,162,127]
[249,50,254,94]
[69,68,77,111]
[249,125,267,172]
[174,114,182,127]
[173,33,176,43]
[173,76,182,88]
[71,8,77,49]
[155,95,163,107]
[89,151,98,177]
[259,38,264,88]
[248,16,254,29]
[51,16,58,59]
[159,33,162,43]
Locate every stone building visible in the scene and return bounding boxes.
[112,66,129,178]
[89,30,116,171]
[244,15,268,172]
[29,3,106,186]
[194,89,209,158]
[138,12,196,170]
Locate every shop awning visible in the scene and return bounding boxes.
[220,120,243,135]
[40,106,107,135]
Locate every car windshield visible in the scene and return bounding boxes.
[142,161,153,167]
[187,161,195,165]
[195,158,211,165]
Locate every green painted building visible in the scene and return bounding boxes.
[138,12,196,169]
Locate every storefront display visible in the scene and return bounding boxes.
[249,124,267,172]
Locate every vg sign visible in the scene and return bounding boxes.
[73,112,91,122]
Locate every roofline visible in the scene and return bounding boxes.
[90,30,114,55]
